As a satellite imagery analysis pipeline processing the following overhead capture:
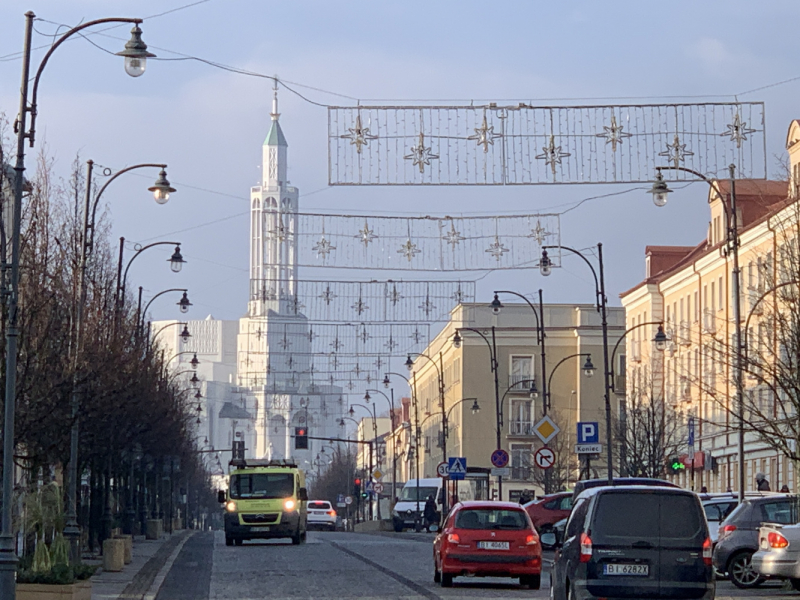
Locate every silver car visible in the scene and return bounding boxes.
[751,522,800,591]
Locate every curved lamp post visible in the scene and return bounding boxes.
[5,13,157,591]
[649,164,744,503]
[139,288,192,331]
[117,240,185,314]
[541,243,614,485]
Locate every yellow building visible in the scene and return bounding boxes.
[410,301,624,501]
[621,119,800,493]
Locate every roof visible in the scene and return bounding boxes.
[218,402,253,420]
[264,120,288,147]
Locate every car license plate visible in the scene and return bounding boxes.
[250,526,270,531]
[478,541,509,550]
[604,563,648,576]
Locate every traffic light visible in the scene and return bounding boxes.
[667,456,686,474]
[294,427,308,450]
[353,478,361,497]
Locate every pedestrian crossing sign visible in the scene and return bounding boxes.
[448,457,467,481]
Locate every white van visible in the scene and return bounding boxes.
[392,478,443,532]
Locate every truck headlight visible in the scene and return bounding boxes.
[225,501,237,512]
[284,499,296,511]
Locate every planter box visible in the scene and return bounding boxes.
[103,538,125,572]
[113,534,133,564]
[17,580,91,600]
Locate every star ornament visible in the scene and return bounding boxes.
[320,285,337,305]
[443,223,465,248]
[340,114,378,154]
[529,219,552,246]
[312,234,336,259]
[468,114,501,153]
[404,132,439,174]
[596,115,631,153]
[659,134,694,168]
[722,113,756,149]
[355,220,378,247]
[398,239,421,262]
[351,297,369,315]
[485,236,510,262]
[536,135,571,176]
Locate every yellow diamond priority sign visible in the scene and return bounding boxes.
[373,469,383,480]
[533,416,560,444]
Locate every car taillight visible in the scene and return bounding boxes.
[327,510,337,517]
[447,533,460,544]
[525,534,538,546]
[579,533,592,563]
[720,524,737,538]
[768,531,789,548]
[702,537,712,566]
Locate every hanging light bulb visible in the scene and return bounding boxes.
[116,23,156,78]
[148,169,176,204]
[169,246,186,273]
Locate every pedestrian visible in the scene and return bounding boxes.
[518,490,532,505]
[781,485,790,493]
[756,472,771,491]
[424,495,437,533]
[700,486,708,494]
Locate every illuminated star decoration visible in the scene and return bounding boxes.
[410,328,424,344]
[595,115,631,153]
[387,284,403,306]
[320,285,337,305]
[330,337,344,352]
[468,113,501,153]
[340,114,378,154]
[312,228,336,260]
[278,332,292,350]
[529,219,552,246]
[374,356,384,369]
[355,220,378,247]
[351,297,368,315]
[329,354,340,369]
[722,113,756,149]
[385,335,398,352]
[442,222,465,247]
[288,295,304,314]
[307,327,318,342]
[452,284,466,304]
[404,131,439,174]
[536,135,571,176]
[485,236,510,261]
[418,291,436,317]
[398,239,421,262]
[659,134,694,168]
[358,326,370,344]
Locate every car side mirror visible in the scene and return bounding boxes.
[298,487,308,501]
[540,532,558,548]
[217,490,226,504]
[429,524,439,533]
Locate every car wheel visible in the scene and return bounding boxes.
[393,521,403,532]
[728,550,764,589]
[790,578,800,591]
[441,572,453,587]
[520,574,541,589]
[225,536,233,547]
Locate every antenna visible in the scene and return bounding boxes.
[271,75,279,121]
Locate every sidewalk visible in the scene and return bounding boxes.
[91,530,192,600]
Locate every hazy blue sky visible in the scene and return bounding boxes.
[1,0,798,330]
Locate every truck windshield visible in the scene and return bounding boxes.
[399,486,438,502]
[230,473,294,499]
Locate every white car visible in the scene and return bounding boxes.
[307,500,337,530]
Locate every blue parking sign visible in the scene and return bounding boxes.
[577,422,599,444]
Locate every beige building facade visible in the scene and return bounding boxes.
[410,302,625,501]
[621,119,800,493]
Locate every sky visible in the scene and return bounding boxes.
[1,0,799,335]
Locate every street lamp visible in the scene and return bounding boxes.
[539,250,553,276]
[149,169,176,203]
[648,170,672,207]
[5,12,157,594]
[654,325,668,352]
[180,325,191,344]
[178,291,192,313]
[191,354,200,369]
[491,293,503,315]
[405,355,414,371]
[118,240,185,314]
[583,356,595,378]
[116,23,156,77]
[169,246,186,273]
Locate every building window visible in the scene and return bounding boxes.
[509,355,534,391]
[509,399,533,435]
[511,444,532,480]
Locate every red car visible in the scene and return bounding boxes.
[523,491,572,532]
[433,501,542,589]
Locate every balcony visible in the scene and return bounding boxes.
[509,420,535,436]
[508,374,534,392]
[703,309,716,334]
[679,320,692,346]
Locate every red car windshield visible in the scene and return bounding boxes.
[455,509,527,530]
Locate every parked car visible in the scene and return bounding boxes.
[543,517,568,551]
[700,492,782,544]
[751,522,800,590]
[306,500,337,530]
[523,492,572,534]
[548,485,714,600]
[433,501,542,589]
[713,494,797,589]
[570,477,678,501]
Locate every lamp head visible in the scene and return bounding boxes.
[348,406,355,417]
[180,324,191,343]
[470,399,481,415]
[383,374,390,388]
[190,353,200,370]
[583,356,595,378]
[529,381,539,399]
[650,170,672,207]
[452,331,462,349]
[178,291,192,313]
[540,249,552,276]
[405,355,414,371]
[190,373,199,384]
[364,391,371,401]
[116,23,156,78]
[654,324,668,352]
[169,246,186,273]
[148,168,176,204]
[490,293,503,315]
[339,418,345,428]
[194,390,202,400]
